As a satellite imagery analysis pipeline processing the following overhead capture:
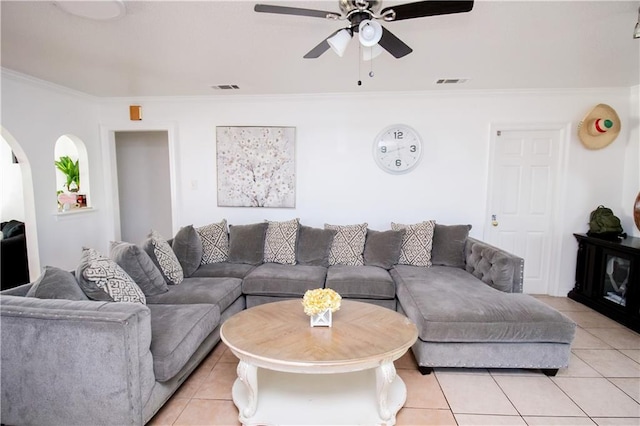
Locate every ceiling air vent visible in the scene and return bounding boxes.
[436,78,468,84]
[211,84,240,90]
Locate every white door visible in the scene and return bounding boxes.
[485,128,563,294]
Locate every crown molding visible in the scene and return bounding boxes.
[1,68,98,101]
[2,67,634,104]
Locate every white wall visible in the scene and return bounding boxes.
[2,68,636,295]
[99,88,634,296]
[1,71,107,273]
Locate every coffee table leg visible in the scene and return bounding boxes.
[237,360,258,418]
[375,360,397,422]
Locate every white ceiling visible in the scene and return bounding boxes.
[1,0,639,97]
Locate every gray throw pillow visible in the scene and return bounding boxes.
[296,226,336,267]
[363,229,405,270]
[142,230,184,285]
[76,248,146,304]
[110,241,168,296]
[26,266,88,300]
[431,224,472,268]
[172,225,203,277]
[228,222,268,265]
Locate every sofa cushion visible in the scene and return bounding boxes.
[148,303,220,382]
[197,220,229,264]
[228,222,268,265]
[26,266,88,301]
[324,223,368,266]
[392,265,575,344]
[76,248,146,304]
[296,226,336,267]
[190,262,255,279]
[363,229,405,270]
[391,220,436,267]
[172,225,203,277]
[109,241,168,296]
[263,218,299,265]
[432,224,472,268]
[325,265,396,300]
[242,263,327,297]
[145,277,243,313]
[2,220,25,238]
[142,230,184,286]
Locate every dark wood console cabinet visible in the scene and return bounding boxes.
[569,234,640,333]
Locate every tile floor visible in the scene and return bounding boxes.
[149,296,640,426]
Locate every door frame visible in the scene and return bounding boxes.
[484,122,570,295]
[100,122,180,242]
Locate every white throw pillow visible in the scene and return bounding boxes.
[264,218,299,265]
[391,220,436,267]
[324,223,368,266]
[197,220,229,264]
[81,248,146,304]
[144,230,184,285]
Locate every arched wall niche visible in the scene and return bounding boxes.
[54,134,91,211]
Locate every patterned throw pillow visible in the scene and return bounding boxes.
[77,248,146,304]
[391,220,436,267]
[324,223,368,266]
[196,220,229,264]
[264,218,299,265]
[142,230,184,285]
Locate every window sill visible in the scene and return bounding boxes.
[53,207,97,220]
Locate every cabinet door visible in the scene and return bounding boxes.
[599,249,631,309]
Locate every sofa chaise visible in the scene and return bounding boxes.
[0,218,576,425]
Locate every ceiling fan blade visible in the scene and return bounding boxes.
[381,1,474,21]
[378,27,413,58]
[254,4,338,19]
[303,29,342,58]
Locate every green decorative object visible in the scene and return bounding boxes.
[54,155,80,192]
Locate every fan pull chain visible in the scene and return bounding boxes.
[357,42,362,86]
[370,54,374,78]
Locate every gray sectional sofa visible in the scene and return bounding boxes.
[0,218,576,425]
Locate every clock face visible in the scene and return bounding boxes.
[373,124,423,174]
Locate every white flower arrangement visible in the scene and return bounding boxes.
[301,288,342,317]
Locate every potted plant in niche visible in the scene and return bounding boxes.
[55,155,85,210]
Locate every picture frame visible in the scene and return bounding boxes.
[216,126,295,208]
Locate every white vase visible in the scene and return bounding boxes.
[310,309,332,327]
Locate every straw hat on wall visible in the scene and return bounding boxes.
[577,103,621,150]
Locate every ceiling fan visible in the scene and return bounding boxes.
[254,0,474,59]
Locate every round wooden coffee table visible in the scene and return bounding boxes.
[220,299,418,426]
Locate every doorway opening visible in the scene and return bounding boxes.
[1,127,40,288]
[114,130,173,244]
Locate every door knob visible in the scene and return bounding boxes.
[491,214,499,227]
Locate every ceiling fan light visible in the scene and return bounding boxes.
[358,20,383,47]
[362,44,383,61]
[53,0,126,21]
[327,29,352,57]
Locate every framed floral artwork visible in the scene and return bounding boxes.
[216,126,295,208]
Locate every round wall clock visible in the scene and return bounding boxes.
[372,124,423,174]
